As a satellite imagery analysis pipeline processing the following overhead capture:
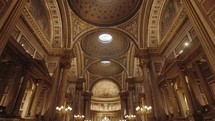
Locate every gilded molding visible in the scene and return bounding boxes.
[148,0,165,47]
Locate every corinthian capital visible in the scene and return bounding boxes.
[61,49,75,69]
[139,58,149,69]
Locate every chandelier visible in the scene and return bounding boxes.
[56,105,72,112]
[124,114,136,120]
[136,105,152,114]
[74,115,85,120]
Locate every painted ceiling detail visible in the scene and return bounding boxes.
[81,29,130,59]
[88,61,123,77]
[92,79,120,98]
[68,0,142,26]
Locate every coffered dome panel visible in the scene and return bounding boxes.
[88,61,123,76]
[92,79,120,98]
[81,29,130,58]
[68,0,142,26]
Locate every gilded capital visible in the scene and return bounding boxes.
[139,58,149,69]
[61,49,75,69]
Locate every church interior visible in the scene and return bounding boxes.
[0,0,215,121]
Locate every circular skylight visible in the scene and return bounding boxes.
[99,34,112,43]
[101,60,111,65]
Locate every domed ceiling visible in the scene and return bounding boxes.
[88,61,123,76]
[81,29,130,59]
[92,79,120,98]
[68,0,142,26]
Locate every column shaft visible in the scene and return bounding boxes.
[12,67,31,116]
[30,81,44,117]
[166,80,179,117]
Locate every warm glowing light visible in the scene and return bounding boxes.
[99,34,112,43]
[184,42,189,46]
[56,106,72,112]
[136,105,152,115]
[74,115,85,120]
[179,50,183,54]
[125,115,136,120]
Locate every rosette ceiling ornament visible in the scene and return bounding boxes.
[68,0,142,26]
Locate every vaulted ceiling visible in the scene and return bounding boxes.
[22,0,184,112]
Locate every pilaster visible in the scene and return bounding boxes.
[12,63,32,116]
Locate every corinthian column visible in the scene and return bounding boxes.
[12,63,32,116]
[120,90,128,118]
[127,78,135,115]
[30,80,44,117]
[56,50,74,121]
[139,59,152,108]
[83,91,92,120]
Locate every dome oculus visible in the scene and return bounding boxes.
[99,34,112,43]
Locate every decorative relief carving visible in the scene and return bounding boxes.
[73,17,89,38]
[92,79,120,98]
[91,102,121,111]
[61,49,75,69]
[46,0,63,48]
[119,16,138,39]
[148,0,165,47]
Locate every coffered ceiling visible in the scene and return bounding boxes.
[68,0,142,26]
[81,29,130,59]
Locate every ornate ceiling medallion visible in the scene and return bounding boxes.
[68,0,142,26]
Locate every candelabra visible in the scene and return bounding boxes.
[124,114,136,120]
[74,114,85,121]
